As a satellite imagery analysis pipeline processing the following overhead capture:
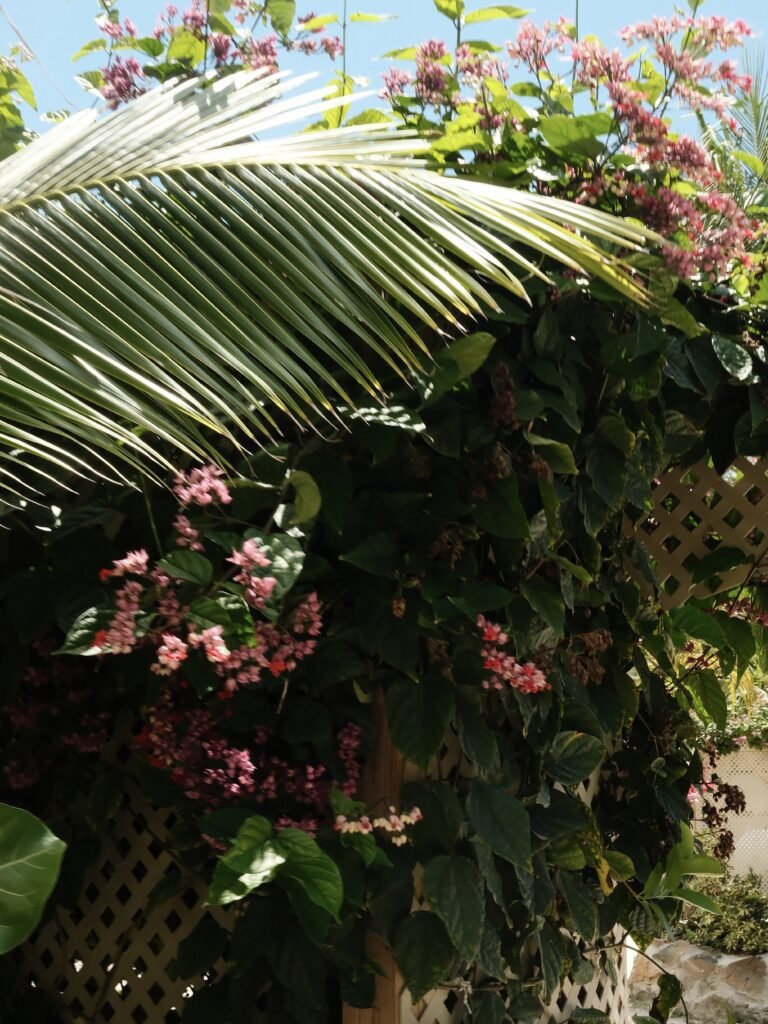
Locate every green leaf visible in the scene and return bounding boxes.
[299,13,339,30]
[133,36,166,58]
[349,11,396,21]
[341,531,400,577]
[157,549,214,586]
[423,855,485,960]
[733,149,765,176]
[166,28,206,65]
[602,850,635,880]
[386,675,455,769]
[471,991,507,1024]
[467,780,531,867]
[394,912,456,1001]
[465,5,529,21]
[544,732,604,785]
[422,332,496,405]
[433,0,464,18]
[345,108,392,126]
[596,415,635,457]
[667,888,721,914]
[207,816,285,906]
[712,334,753,381]
[274,829,344,920]
[690,670,728,731]
[521,576,565,635]
[539,113,611,158]
[656,973,683,1018]
[381,46,419,59]
[538,920,565,999]
[56,606,114,655]
[525,432,578,474]
[288,469,322,523]
[472,475,529,540]
[585,436,628,509]
[72,38,107,61]
[678,854,723,877]
[268,0,296,34]
[667,606,726,650]
[0,805,66,953]
[690,546,752,583]
[559,871,597,941]
[448,581,513,616]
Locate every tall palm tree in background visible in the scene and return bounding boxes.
[0,70,655,508]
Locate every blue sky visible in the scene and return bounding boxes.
[1,0,766,131]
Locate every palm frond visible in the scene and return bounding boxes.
[0,69,655,506]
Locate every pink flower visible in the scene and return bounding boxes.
[320,35,343,60]
[111,549,149,577]
[174,514,204,552]
[210,32,232,64]
[173,464,232,507]
[246,34,279,71]
[101,56,145,109]
[380,66,412,100]
[153,633,189,675]
[189,625,231,664]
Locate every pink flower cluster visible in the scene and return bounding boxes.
[227,537,277,610]
[414,39,451,109]
[477,615,551,695]
[506,18,571,72]
[334,805,423,847]
[102,56,145,109]
[137,692,362,816]
[173,464,232,507]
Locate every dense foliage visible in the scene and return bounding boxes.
[1,1,768,1022]
[679,870,768,954]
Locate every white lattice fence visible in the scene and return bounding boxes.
[716,747,768,878]
[16,779,231,1023]
[624,456,768,609]
[344,699,630,1024]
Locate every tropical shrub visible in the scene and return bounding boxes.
[1,2,768,1021]
[679,870,768,954]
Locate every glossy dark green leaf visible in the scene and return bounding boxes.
[471,991,507,1024]
[386,675,454,769]
[558,870,597,941]
[176,917,228,978]
[712,334,753,380]
[544,731,604,785]
[0,805,66,953]
[341,532,401,577]
[538,920,565,999]
[690,546,752,583]
[56,605,114,655]
[472,475,529,540]
[467,780,531,866]
[394,912,456,1001]
[288,469,322,523]
[423,855,485,960]
[157,549,214,586]
[526,432,578,474]
[521,576,565,635]
[273,829,344,920]
[667,606,726,650]
[690,670,728,731]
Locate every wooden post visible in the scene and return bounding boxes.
[342,691,406,1024]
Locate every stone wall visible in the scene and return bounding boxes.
[630,940,768,1024]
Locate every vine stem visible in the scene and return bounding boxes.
[341,0,348,85]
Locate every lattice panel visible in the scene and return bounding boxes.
[17,779,231,1023]
[624,457,768,609]
[717,748,768,878]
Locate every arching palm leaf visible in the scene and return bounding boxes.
[0,69,653,506]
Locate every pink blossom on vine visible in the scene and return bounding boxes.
[571,38,631,84]
[477,615,551,694]
[379,66,412,100]
[320,35,344,60]
[102,56,145,109]
[110,549,150,577]
[415,39,451,109]
[506,19,569,73]
[173,464,232,507]
[102,580,144,653]
[210,32,233,64]
[244,34,278,71]
[228,538,271,570]
[189,625,231,664]
[174,514,204,552]
[152,634,189,675]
